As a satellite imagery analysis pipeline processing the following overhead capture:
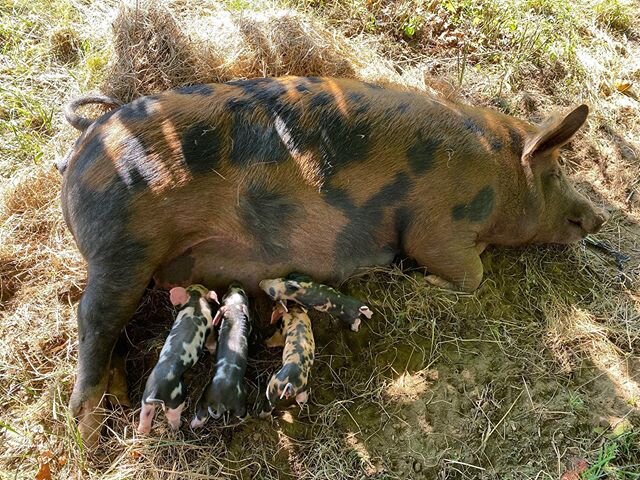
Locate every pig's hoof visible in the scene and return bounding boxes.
[425,274,457,291]
[350,318,361,332]
[359,306,373,320]
[70,393,105,449]
[208,406,224,419]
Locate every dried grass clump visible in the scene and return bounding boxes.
[231,11,358,78]
[101,1,405,103]
[50,27,82,64]
[102,2,205,102]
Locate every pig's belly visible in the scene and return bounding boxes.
[153,238,395,295]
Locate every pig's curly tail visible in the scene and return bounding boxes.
[64,95,123,132]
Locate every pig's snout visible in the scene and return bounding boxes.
[569,207,609,235]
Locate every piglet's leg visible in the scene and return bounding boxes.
[265,329,285,348]
[350,317,361,332]
[204,330,218,355]
[165,402,185,430]
[137,403,156,434]
[295,391,308,407]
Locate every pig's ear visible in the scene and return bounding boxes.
[206,290,219,304]
[169,287,189,306]
[524,104,589,160]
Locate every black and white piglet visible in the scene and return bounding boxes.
[192,283,251,427]
[137,284,218,434]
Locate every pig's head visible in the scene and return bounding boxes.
[517,104,608,244]
[169,284,218,306]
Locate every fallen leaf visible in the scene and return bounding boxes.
[35,462,52,480]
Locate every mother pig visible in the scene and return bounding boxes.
[60,76,607,444]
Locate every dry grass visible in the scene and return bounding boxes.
[1,0,640,478]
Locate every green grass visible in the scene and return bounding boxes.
[0,0,108,176]
[583,431,640,479]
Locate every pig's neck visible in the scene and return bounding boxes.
[480,126,541,246]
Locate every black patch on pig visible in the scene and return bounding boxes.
[181,122,221,173]
[348,92,370,114]
[364,82,383,90]
[230,115,291,167]
[310,92,332,108]
[307,77,323,84]
[296,82,311,93]
[333,172,411,271]
[464,118,484,135]
[225,97,252,113]
[321,184,357,213]
[394,206,412,248]
[407,133,441,174]
[228,78,287,105]
[239,183,299,259]
[490,137,503,151]
[316,113,371,172]
[116,137,153,189]
[452,186,495,222]
[117,96,156,122]
[397,103,410,113]
[174,84,214,96]
[508,127,523,154]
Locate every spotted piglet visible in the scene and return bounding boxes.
[191,283,251,427]
[264,304,315,411]
[259,274,373,332]
[137,284,218,434]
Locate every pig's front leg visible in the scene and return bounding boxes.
[416,244,485,293]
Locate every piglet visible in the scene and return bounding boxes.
[191,283,251,427]
[264,304,315,411]
[259,274,373,332]
[137,284,218,434]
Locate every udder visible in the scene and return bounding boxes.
[153,238,339,294]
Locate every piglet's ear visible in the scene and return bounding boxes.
[280,383,294,400]
[206,291,219,304]
[524,104,589,160]
[169,287,189,306]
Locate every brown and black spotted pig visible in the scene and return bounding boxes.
[61,76,607,444]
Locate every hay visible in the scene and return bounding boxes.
[1,0,640,478]
[101,1,404,103]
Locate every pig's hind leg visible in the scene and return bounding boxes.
[69,262,156,448]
